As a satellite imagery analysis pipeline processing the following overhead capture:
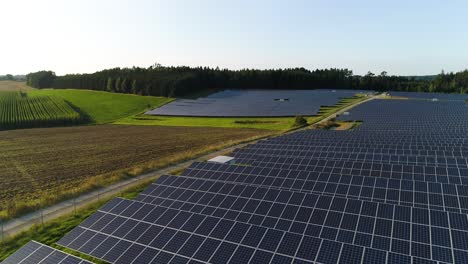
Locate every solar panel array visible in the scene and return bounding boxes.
[1,241,92,264]
[146,89,370,117]
[388,92,468,101]
[32,95,467,263]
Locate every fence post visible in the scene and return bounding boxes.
[1,218,4,242]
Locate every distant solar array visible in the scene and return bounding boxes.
[7,93,468,263]
[146,89,370,117]
[338,99,468,132]
[388,91,468,101]
[2,241,92,264]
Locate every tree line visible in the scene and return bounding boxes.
[25,66,468,97]
[0,74,26,81]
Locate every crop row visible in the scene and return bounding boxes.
[0,92,86,130]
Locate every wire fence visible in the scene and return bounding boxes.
[0,175,155,242]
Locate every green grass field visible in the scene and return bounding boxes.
[30,89,173,124]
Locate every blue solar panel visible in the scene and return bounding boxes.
[388,91,468,101]
[58,197,441,263]
[146,89,370,117]
[1,241,92,264]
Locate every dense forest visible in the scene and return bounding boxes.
[26,66,468,97]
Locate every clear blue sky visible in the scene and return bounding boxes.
[1,0,467,76]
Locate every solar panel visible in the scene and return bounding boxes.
[231,145,468,168]
[1,241,92,264]
[146,89,368,117]
[58,197,443,264]
[388,91,468,101]
[135,175,466,263]
[182,163,468,213]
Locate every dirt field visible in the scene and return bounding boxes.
[0,125,270,217]
[0,81,31,91]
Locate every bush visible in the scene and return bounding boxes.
[293,116,308,127]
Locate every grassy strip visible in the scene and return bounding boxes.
[0,179,155,263]
[29,89,173,124]
[114,115,300,130]
[380,95,410,100]
[305,95,368,125]
[311,120,363,130]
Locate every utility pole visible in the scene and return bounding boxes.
[73,197,77,216]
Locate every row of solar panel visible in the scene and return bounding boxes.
[57,172,468,263]
[198,158,468,178]
[57,194,460,264]
[248,142,468,156]
[233,156,468,172]
[268,129,468,137]
[252,141,468,151]
[260,136,468,144]
[277,131,468,140]
[186,161,468,184]
[248,148,468,159]
[182,166,468,213]
[2,241,92,264]
[147,89,361,117]
[186,163,468,196]
[232,149,468,167]
[136,176,467,259]
[338,100,468,131]
[388,92,468,101]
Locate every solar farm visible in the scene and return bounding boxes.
[4,92,468,264]
[146,89,370,117]
[387,92,468,101]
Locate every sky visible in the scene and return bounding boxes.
[1,0,467,76]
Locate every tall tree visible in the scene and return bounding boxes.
[115,77,121,92]
[106,77,114,92]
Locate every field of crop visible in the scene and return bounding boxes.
[0,81,32,92]
[0,125,270,218]
[0,92,84,130]
[31,89,173,123]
